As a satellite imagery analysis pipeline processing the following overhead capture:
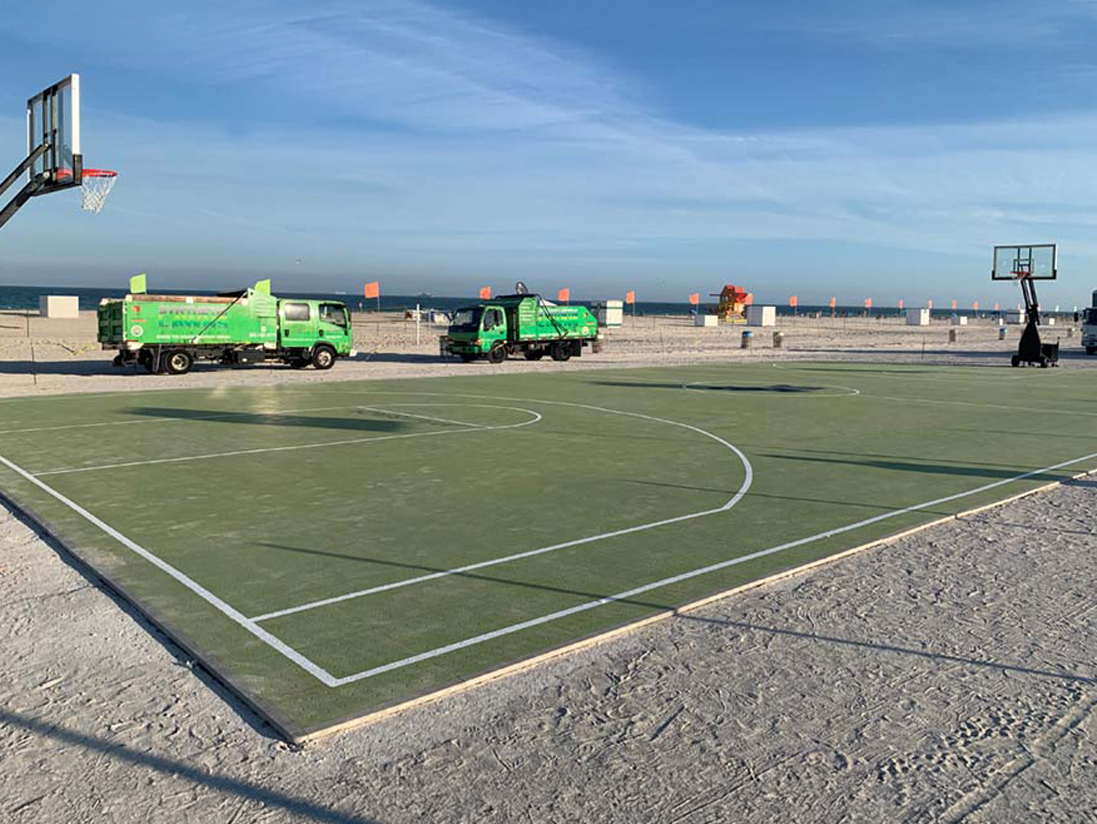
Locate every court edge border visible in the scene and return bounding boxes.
[2,452,1093,745]
[294,464,1097,743]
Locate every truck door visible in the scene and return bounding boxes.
[481,306,507,346]
[279,301,315,350]
[318,302,351,351]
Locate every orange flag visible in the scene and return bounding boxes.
[864,298,872,309]
[363,281,380,299]
[789,296,798,308]
[950,299,958,310]
[479,286,491,300]
[625,290,636,304]
[688,293,700,305]
[994,302,1000,311]
[927,299,934,310]
[829,297,837,309]
[898,299,905,310]
[972,301,980,311]
[557,287,570,303]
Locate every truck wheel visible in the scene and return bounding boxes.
[458,353,476,363]
[1087,347,1097,355]
[165,350,194,375]
[312,344,336,370]
[524,350,544,361]
[487,344,507,364]
[550,341,571,362]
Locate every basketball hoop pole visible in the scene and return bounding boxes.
[0,144,52,232]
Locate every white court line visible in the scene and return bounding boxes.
[324,448,1097,686]
[0,451,340,686]
[32,406,541,477]
[0,405,359,436]
[251,396,755,622]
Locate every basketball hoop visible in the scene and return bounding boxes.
[80,168,117,213]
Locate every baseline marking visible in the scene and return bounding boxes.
[324,448,1097,686]
[0,451,339,686]
[249,397,754,622]
[32,406,540,477]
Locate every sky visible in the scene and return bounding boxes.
[2,0,1097,306]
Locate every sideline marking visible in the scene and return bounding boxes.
[32,406,541,476]
[323,448,1097,686]
[249,397,754,622]
[0,451,339,686]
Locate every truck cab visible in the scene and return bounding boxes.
[1083,306,1097,354]
[446,304,508,362]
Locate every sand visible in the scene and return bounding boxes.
[2,309,1096,822]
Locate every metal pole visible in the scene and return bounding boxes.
[415,302,421,346]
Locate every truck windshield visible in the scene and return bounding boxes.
[451,308,482,330]
[319,303,347,327]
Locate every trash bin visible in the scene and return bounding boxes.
[741,330,753,349]
[948,329,957,343]
[998,327,1007,341]
[773,331,784,348]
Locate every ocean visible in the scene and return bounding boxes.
[0,283,1017,320]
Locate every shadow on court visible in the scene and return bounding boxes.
[593,380,828,392]
[761,453,1071,483]
[255,542,1097,689]
[125,407,416,433]
[0,709,382,824]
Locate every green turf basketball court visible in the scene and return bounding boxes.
[1,362,1094,740]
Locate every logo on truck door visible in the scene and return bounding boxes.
[131,325,144,337]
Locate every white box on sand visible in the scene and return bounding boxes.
[39,295,79,318]
[747,305,776,326]
[951,315,968,326]
[905,308,930,326]
[595,300,623,328]
[694,314,717,327]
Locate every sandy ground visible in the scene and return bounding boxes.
[2,310,1096,822]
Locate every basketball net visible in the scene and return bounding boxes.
[81,169,118,214]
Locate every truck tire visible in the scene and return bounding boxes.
[523,350,544,360]
[165,350,194,375]
[487,344,507,364]
[1087,347,1097,355]
[312,344,337,370]
[458,353,476,363]
[550,341,572,362]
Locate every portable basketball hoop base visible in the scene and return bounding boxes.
[991,244,1059,368]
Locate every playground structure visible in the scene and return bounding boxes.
[710,284,753,323]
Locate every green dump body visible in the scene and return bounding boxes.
[97,288,354,373]
[443,294,601,362]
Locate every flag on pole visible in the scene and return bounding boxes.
[864,298,872,309]
[973,301,979,311]
[898,299,904,310]
[950,299,958,310]
[129,273,147,294]
[829,297,837,309]
[789,296,798,308]
[557,287,570,303]
[994,302,1000,311]
[688,293,700,305]
[927,299,933,310]
[625,290,636,304]
[479,286,491,299]
[364,281,380,299]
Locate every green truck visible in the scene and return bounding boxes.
[97,279,355,374]
[442,293,602,363]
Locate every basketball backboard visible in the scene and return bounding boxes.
[991,244,1056,280]
[27,73,82,193]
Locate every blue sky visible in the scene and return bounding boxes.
[2,0,1096,306]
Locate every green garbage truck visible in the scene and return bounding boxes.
[97,278,355,374]
[442,293,602,364]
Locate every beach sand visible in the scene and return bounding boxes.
[2,309,1095,822]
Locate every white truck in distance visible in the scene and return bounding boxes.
[1084,290,1097,355]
